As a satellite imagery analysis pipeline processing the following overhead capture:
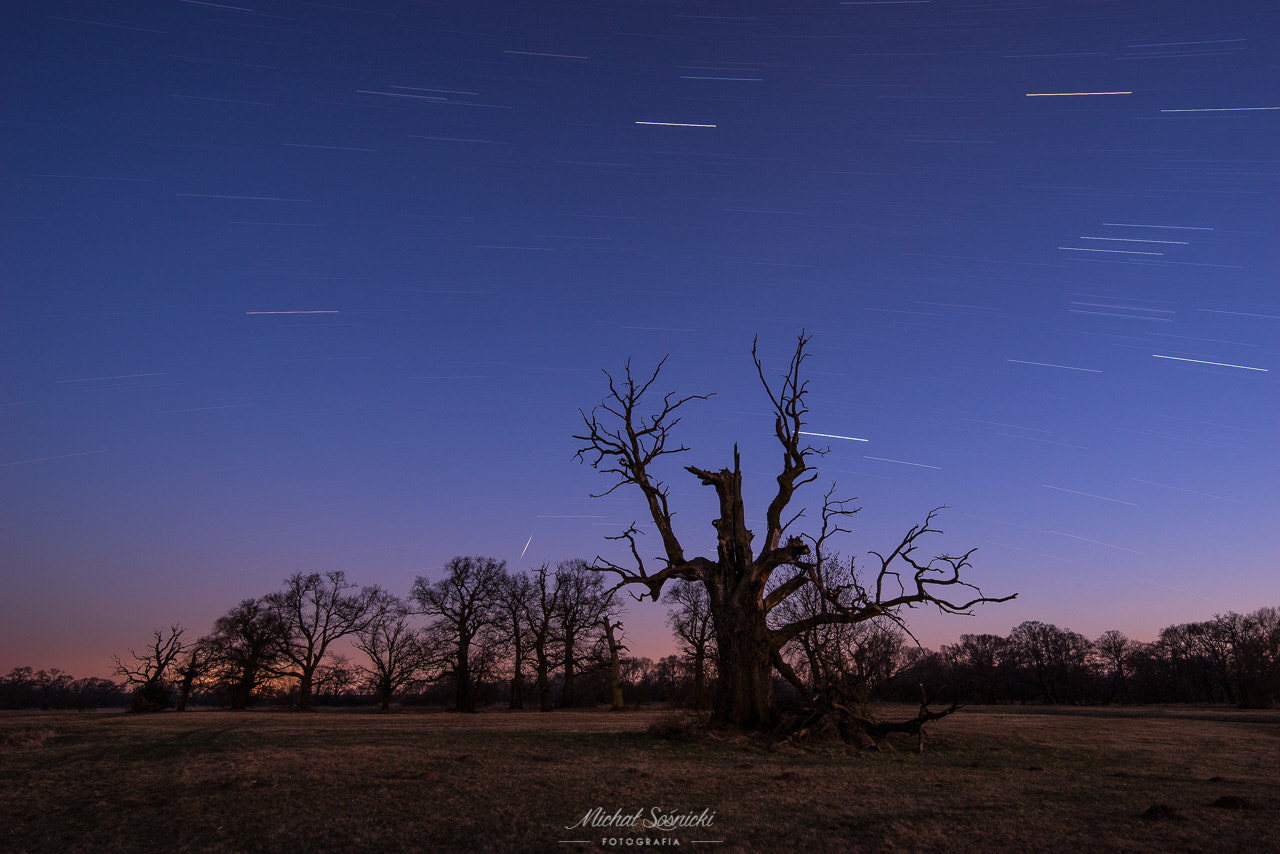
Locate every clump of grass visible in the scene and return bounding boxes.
[0,728,55,750]
[646,708,709,740]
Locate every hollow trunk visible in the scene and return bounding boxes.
[697,453,777,730]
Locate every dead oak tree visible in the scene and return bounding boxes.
[112,625,186,713]
[575,333,1014,735]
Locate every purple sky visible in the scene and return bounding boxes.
[3,1,1277,679]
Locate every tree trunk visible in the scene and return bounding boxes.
[456,644,474,713]
[603,619,624,711]
[298,669,313,711]
[536,654,554,712]
[509,637,524,709]
[710,599,774,729]
[231,661,258,711]
[177,673,196,711]
[562,631,577,708]
[693,649,706,709]
[378,676,392,712]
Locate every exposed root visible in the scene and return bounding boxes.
[772,683,958,750]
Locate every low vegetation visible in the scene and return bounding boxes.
[2,705,1277,853]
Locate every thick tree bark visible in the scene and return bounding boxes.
[693,453,783,729]
[709,595,775,728]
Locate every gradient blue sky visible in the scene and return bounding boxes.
[3,0,1277,678]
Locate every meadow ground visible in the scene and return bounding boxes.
[2,704,1277,853]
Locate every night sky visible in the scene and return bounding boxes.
[4,1,1277,677]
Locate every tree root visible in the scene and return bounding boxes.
[772,685,958,750]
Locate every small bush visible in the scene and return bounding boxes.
[647,709,709,740]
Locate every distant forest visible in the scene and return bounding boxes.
[4,557,1277,712]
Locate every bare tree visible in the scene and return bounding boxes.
[1233,607,1280,709]
[768,555,910,726]
[264,572,380,712]
[1008,621,1093,705]
[173,638,212,712]
[664,580,716,707]
[312,654,359,702]
[113,625,186,712]
[494,570,534,709]
[412,556,506,712]
[553,559,617,708]
[206,598,285,710]
[943,633,1012,705]
[575,333,1013,734]
[1208,609,1280,709]
[601,608,627,711]
[353,592,432,711]
[1093,630,1132,704]
[526,564,562,712]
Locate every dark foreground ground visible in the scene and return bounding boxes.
[2,704,1277,853]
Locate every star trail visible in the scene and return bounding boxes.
[2,0,1276,675]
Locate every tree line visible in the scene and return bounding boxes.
[0,667,130,711]
[659,573,1280,711]
[899,608,1280,708]
[6,569,1274,713]
[97,556,625,713]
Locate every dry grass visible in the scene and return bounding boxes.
[1,704,1277,853]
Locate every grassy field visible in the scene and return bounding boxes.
[2,704,1277,853]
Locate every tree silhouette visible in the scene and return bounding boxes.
[576,333,1013,734]
[265,572,380,712]
[493,571,535,709]
[526,564,562,712]
[412,556,506,713]
[664,581,715,708]
[353,592,432,711]
[206,598,285,710]
[113,625,186,712]
[552,559,617,708]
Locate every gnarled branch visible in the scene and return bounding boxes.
[754,333,825,557]
[573,357,711,570]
